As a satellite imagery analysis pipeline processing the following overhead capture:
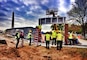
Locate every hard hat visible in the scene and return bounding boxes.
[21,30,24,32]
[52,30,55,32]
[16,29,19,32]
[29,30,32,32]
[58,30,61,33]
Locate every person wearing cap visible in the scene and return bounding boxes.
[45,32,51,49]
[56,30,63,50]
[27,30,32,45]
[15,30,20,48]
[51,30,57,45]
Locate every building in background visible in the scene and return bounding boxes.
[5,27,35,38]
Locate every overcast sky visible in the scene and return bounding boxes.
[0,0,75,31]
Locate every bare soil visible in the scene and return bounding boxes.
[0,34,87,60]
[0,45,87,60]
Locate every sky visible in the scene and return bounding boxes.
[0,0,75,31]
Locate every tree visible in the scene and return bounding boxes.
[51,24,58,30]
[58,24,63,30]
[51,24,63,31]
[68,24,82,33]
[67,0,87,39]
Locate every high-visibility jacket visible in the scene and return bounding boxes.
[45,34,51,41]
[27,32,32,39]
[56,33,63,41]
[52,31,57,38]
[69,33,73,39]
[15,32,20,39]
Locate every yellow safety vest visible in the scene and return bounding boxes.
[15,32,20,39]
[45,34,51,41]
[69,33,73,39]
[52,31,56,38]
[27,32,32,38]
[56,33,63,41]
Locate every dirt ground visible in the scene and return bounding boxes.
[0,34,87,60]
[0,45,87,60]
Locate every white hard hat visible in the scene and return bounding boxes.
[16,29,19,32]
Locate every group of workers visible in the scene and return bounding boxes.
[15,30,32,48]
[15,29,79,50]
[45,30,63,50]
[15,30,24,48]
[68,31,79,45]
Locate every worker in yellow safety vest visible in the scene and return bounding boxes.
[51,30,57,45]
[27,30,32,45]
[56,31,63,50]
[15,30,20,49]
[68,31,73,45]
[45,32,51,49]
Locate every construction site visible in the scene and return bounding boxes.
[0,9,87,60]
[0,0,87,60]
[0,32,87,60]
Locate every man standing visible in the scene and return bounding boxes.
[56,31,63,50]
[51,30,57,45]
[45,32,51,49]
[27,30,32,46]
[15,30,20,49]
[20,31,24,47]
